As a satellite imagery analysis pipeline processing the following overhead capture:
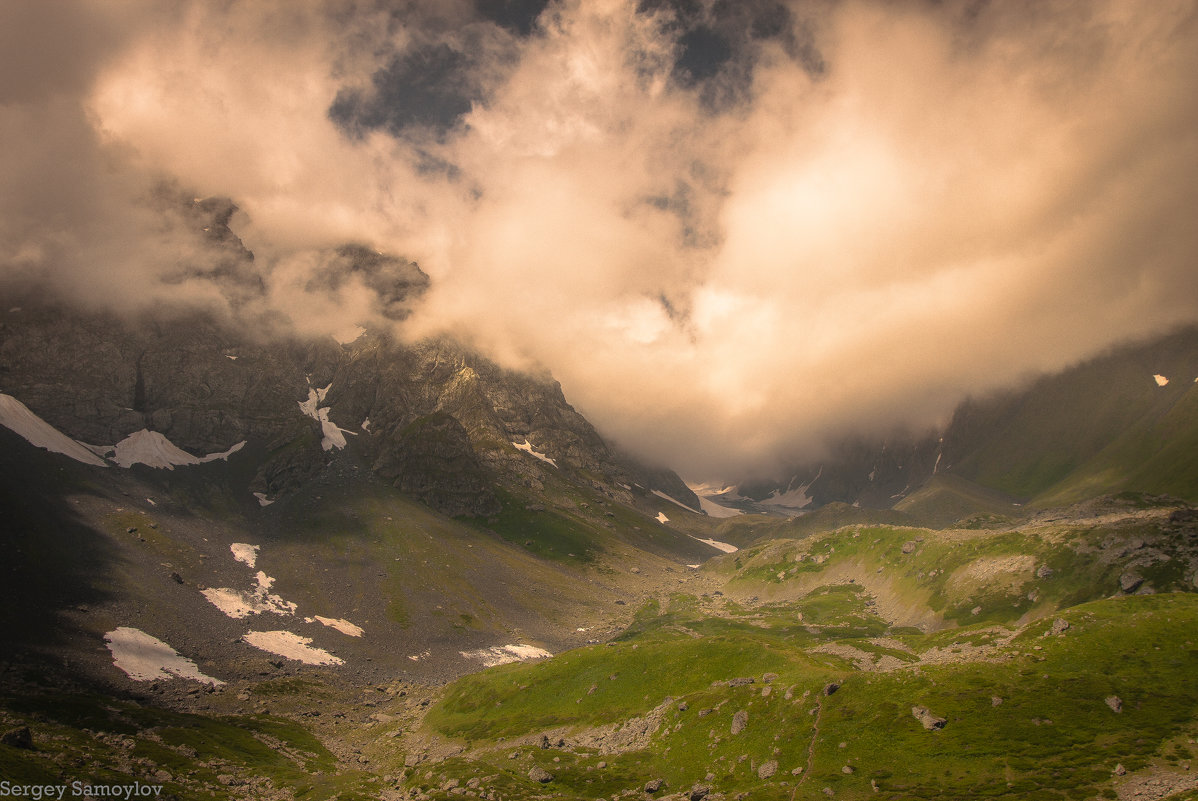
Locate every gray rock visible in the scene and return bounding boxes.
[1050,618,1070,635]
[823,682,840,696]
[689,785,710,801]
[842,765,854,774]
[1119,571,1143,594]
[991,696,1003,707]
[1036,564,1054,579]
[1105,695,1123,713]
[901,541,918,554]
[911,705,946,730]
[758,760,778,779]
[728,677,755,687]
[762,672,779,683]
[644,779,664,793]
[527,766,553,783]
[731,709,748,735]
[1114,763,1127,776]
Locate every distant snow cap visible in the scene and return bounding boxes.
[104,627,224,685]
[461,644,552,667]
[1154,374,1169,386]
[656,512,669,524]
[0,393,108,466]
[242,630,344,665]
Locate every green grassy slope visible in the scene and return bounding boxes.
[943,326,1198,504]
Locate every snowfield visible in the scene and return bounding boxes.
[230,543,259,568]
[0,393,108,466]
[652,489,700,513]
[201,571,298,619]
[692,535,739,553]
[112,429,245,469]
[311,616,365,637]
[461,644,552,667]
[696,495,742,518]
[104,627,223,685]
[242,631,344,665]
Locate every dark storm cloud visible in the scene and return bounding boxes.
[329,43,478,138]
[639,0,825,110]
[475,0,552,36]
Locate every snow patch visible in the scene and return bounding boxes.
[651,489,699,514]
[298,384,353,451]
[104,627,223,685]
[201,572,297,619]
[311,616,364,637]
[408,650,430,662]
[201,440,245,462]
[691,535,738,554]
[225,355,238,361]
[230,543,259,568]
[763,468,822,510]
[112,430,245,469]
[656,512,669,524]
[361,417,371,432]
[0,393,108,466]
[242,631,343,665]
[696,495,742,518]
[513,439,557,467]
[253,492,275,507]
[1154,374,1170,386]
[461,644,552,668]
[687,564,701,569]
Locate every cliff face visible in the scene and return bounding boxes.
[0,290,697,517]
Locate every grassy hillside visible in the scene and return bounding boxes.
[943,326,1198,504]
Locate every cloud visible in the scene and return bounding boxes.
[2,0,1197,480]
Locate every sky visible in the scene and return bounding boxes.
[2,0,1197,481]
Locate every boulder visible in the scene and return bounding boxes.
[911,705,946,730]
[1105,695,1123,713]
[527,766,553,783]
[1119,571,1143,594]
[731,709,748,735]
[757,760,778,779]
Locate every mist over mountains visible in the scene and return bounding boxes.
[4,0,1198,482]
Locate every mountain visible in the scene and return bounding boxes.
[725,326,1198,526]
[2,217,1197,799]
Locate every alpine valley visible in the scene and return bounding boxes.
[2,235,1198,800]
